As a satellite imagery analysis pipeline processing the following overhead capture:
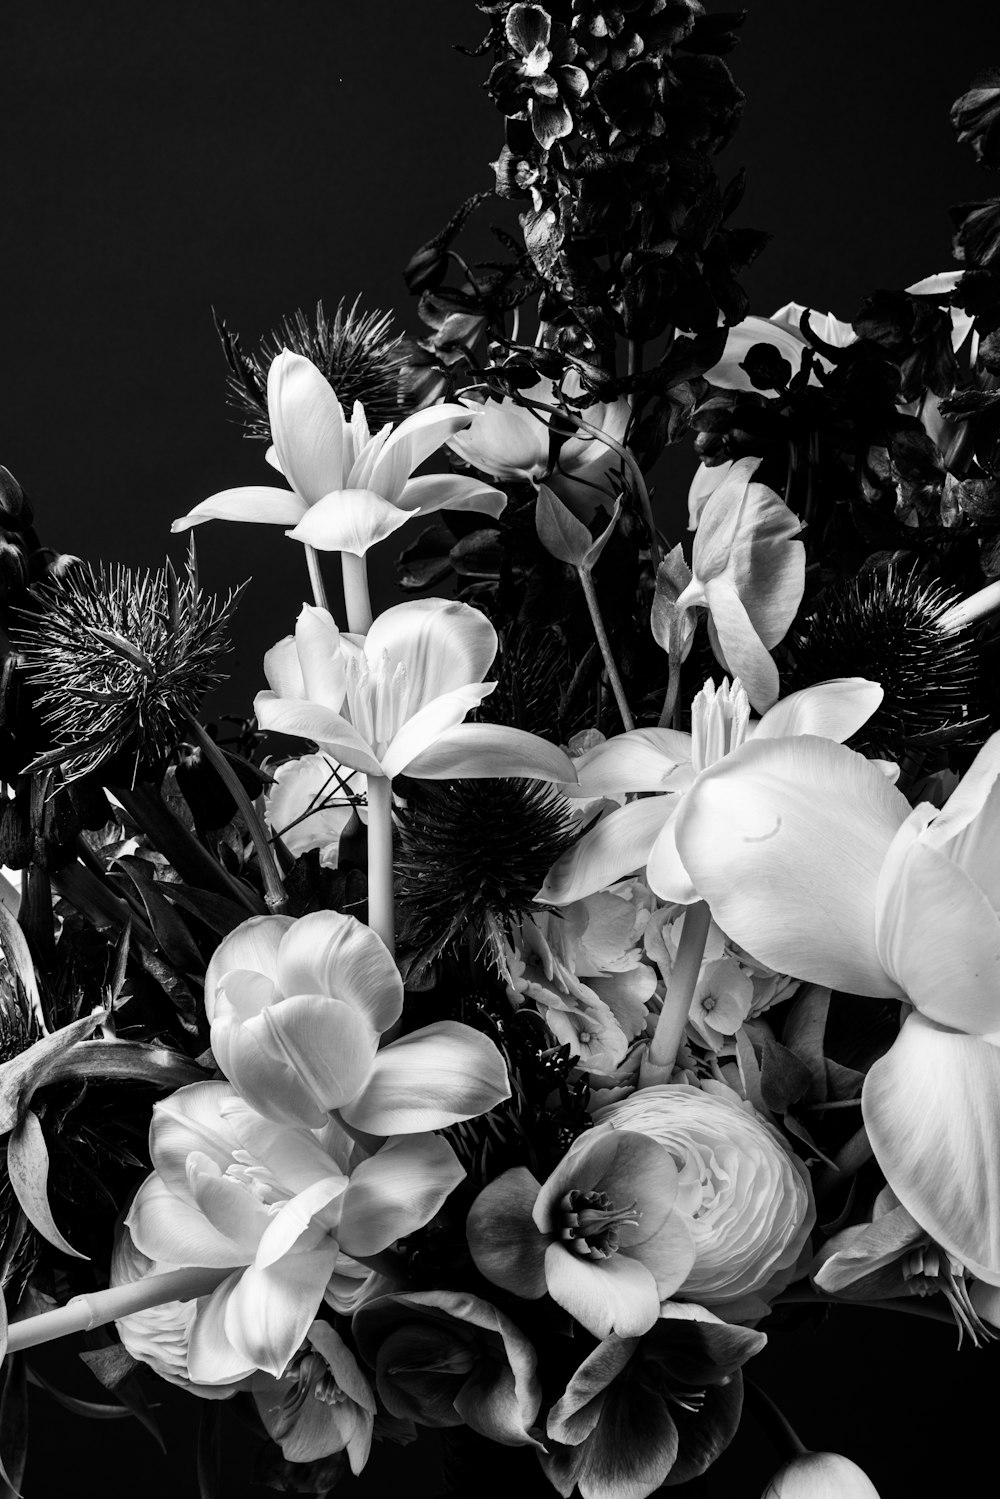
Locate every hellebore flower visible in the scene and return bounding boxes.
[674,457,805,711]
[670,728,1000,1282]
[352,1289,542,1446]
[203,909,511,1134]
[489,4,589,150]
[264,752,366,868]
[596,1085,815,1319]
[762,1451,881,1498]
[123,1081,464,1381]
[466,1124,696,1338]
[173,350,506,555]
[541,1304,767,1499]
[538,675,882,906]
[252,1320,375,1471]
[253,598,577,785]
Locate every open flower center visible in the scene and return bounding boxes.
[557,1188,640,1258]
[345,650,410,758]
[690,678,750,775]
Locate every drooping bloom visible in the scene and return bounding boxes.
[203,909,511,1134]
[172,350,506,555]
[122,1080,464,1382]
[252,1320,375,1472]
[596,1085,815,1320]
[538,675,882,906]
[253,598,577,785]
[466,1124,696,1338]
[670,728,1000,1282]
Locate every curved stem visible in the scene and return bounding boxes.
[365,774,395,955]
[775,1287,957,1328]
[5,1267,232,1354]
[744,1379,807,1459]
[578,568,634,732]
[304,546,330,613]
[341,552,373,634]
[657,655,682,730]
[644,900,710,1077]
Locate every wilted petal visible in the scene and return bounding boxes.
[752,679,883,744]
[364,598,497,710]
[544,1243,660,1338]
[538,797,675,906]
[274,911,402,1034]
[863,1012,1000,1284]
[380,685,496,779]
[338,1134,465,1257]
[171,487,308,532]
[575,729,693,795]
[252,694,386,776]
[393,473,508,518]
[403,722,578,784]
[287,490,415,556]
[225,1247,340,1377]
[268,352,346,507]
[675,736,909,996]
[341,1021,510,1134]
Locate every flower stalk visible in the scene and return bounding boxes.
[4,1267,233,1355]
[642,899,712,1082]
[304,544,330,613]
[342,552,374,634]
[365,773,395,954]
[577,567,635,732]
[936,578,1000,634]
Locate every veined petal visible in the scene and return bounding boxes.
[186,1152,273,1254]
[863,1014,1000,1285]
[338,1134,465,1257]
[341,1021,510,1135]
[380,685,495,779]
[224,1247,339,1377]
[919,730,1000,907]
[752,679,884,744]
[704,578,781,713]
[203,917,293,1024]
[575,729,693,795]
[126,1173,247,1269]
[268,351,347,507]
[247,994,379,1113]
[171,487,308,532]
[287,490,415,556]
[370,406,475,504]
[363,599,497,709]
[254,1176,346,1268]
[221,1098,348,1199]
[185,1273,258,1386]
[211,1009,329,1128]
[252,693,386,776]
[293,607,346,709]
[675,736,909,996]
[645,815,699,904]
[538,797,675,906]
[275,910,403,1034]
[263,635,305,700]
[402,722,577,783]
[393,473,508,518]
[448,397,550,481]
[544,1242,660,1339]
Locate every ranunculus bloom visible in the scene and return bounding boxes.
[671,728,1000,1283]
[252,1320,375,1472]
[264,752,366,868]
[596,1084,815,1318]
[538,675,882,906]
[674,457,805,711]
[123,1080,463,1381]
[352,1289,542,1447]
[466,1125,696,1338]
[541,1303,767,1499]
[173,350,506,556]
[253,598,576,785]
[204,909,511,1133]
[762,1451,881,1498]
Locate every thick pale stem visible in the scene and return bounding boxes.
[365,774,395,955]
[644,900,711,1079]
[304,545,330,613]
[5,1267,232,1354]
[180,711,287,914]
[937,579,1000,634]
[657,654,682,730]
[341,553,373,635]
[578,568,635,732]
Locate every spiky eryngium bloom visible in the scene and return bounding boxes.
[394,776,578,974]
[787,565,987,760]
[474,623,582,743]
[15,556,241,783]
[216,297,408,439]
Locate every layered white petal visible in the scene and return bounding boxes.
[380,685,496,779]
[274,911,403,1034]
[337,1134,465,1257]
[392,473,508,518]
[224,1247,340,1378]
[363,599,497,711]
[401,722,578,783]
[268,352,347,506]
[341,1021,510,1135]
[287,490,415,556]
[252,694,386,776]
[705,579,781,713]
[126,1173,247,1269]
[538,797,675,906]
[575,729,693,795]
[752,679,883,745]
[171,487,309,532]
[370,406,475,504]
[203,917,293,1024]
[148,1080,247,1197]
[293,607,347,710]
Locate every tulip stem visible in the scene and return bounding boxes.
[342,553,374,635]
[365,774,395,956]
[744,1379,808,1458]
[578,568,635,732]
[643,900,711,1079]
[775,1287,958,1328]
[936,579,1000,634]
[4,1267,232,1354]
[179,711,288,913]
[304,545,330,613]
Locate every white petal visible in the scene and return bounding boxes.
[392,473,508,518]
[224,1248,339,1377]
[863,1014,1000,1285]
[448,398,550,481]
[293,607,346,709]
[688,460,734,530]
[705,579,781,714]
[204,917,293,1024]
[126,1173,247,1268]
[341,1021,510,1135]
[337,1135,465,1257]
[543,1242,659,1339]
[701,318,811,392]
[401,722,578,783]
[254,1176,346,1268]
[380,685,495,779]
[186,1274,258,1385]
[645,815,699,904]
[253,693,386,776]
[247,994,379,1113]
[538,797,675,906]
[370,406,476,504]
[171,487,308,532]
[211,1009,328,1128]
[575,729,693,795]
[753,679,884,744]
[148,1080,247,1196]
[263,635,305,700]
[268,351,347,507]
[186,1153,273,1253]
[363,598,497,711]
[287,490,415,556]
[276,910,403,1034]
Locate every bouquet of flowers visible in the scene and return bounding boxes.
[2,5,999,1495]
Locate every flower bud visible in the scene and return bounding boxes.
[763,1451,880,1497]
[0,466,33,529]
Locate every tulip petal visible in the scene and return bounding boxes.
[752,679,884,744]
[863,1013,1000,1284]
[186,1152,274,1253]
[292,607,346,709]
[287,489,415,556]
[255,1176,347,1268]
[252,693,386,776]
[126,1173,247,1269]
[185,1273,258,1386]
[341,1020,510,1134]
[275,910,403,1034]
[338,1134,465,1257]
[171,487,308,532]
[403,722,578,784]
[263,635,305,699]
[211,1007,328,1128]
[203,917,293,1024]
[704,578,781,713]
[919,730,1000,909]
[544,1242,660,1338]
[538,796,674,906]
[370,406,475,504]
[363,598,497,710]
[675,735,909,996]
[247,994,378,1113]
[224,1246,339,1377]
[575,729,693,795]
[268,352,346,507]
[148,1081,246,1200]
[221,1098,348,1199]
[380,684,495,779]
[393,473,508,518]
[645,814,699,904]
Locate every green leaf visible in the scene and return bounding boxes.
[115,858,205,975]
[157,884,252,938]
[25,1365,132,1420]
[52,1039,206,1091]
[780,984,832,1102]
[0,1011,106,1134]
[535,483,593,567]
[0,903,43,1032]
[0,1353,26,1499]
[759,1037,813,1113]
[7,1110,89,1260]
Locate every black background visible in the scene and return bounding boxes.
[5,2,1000,1494]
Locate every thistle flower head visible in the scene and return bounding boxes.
[15,553,242,783]
[217,297,407,440]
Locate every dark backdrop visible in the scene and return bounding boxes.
[5,2,1000,1495]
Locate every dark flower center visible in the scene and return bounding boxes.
[557,1188,640,1258]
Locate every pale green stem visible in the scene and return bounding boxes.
[179,710,287,914]
[365,774,395,955]
[657,654,682,729]
[304,545,330,613]
[341,552,373,635]
[578,568,635,732]
[644,900,711,1078]
[937,579,1000,634]
[5,1267,232,1354]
